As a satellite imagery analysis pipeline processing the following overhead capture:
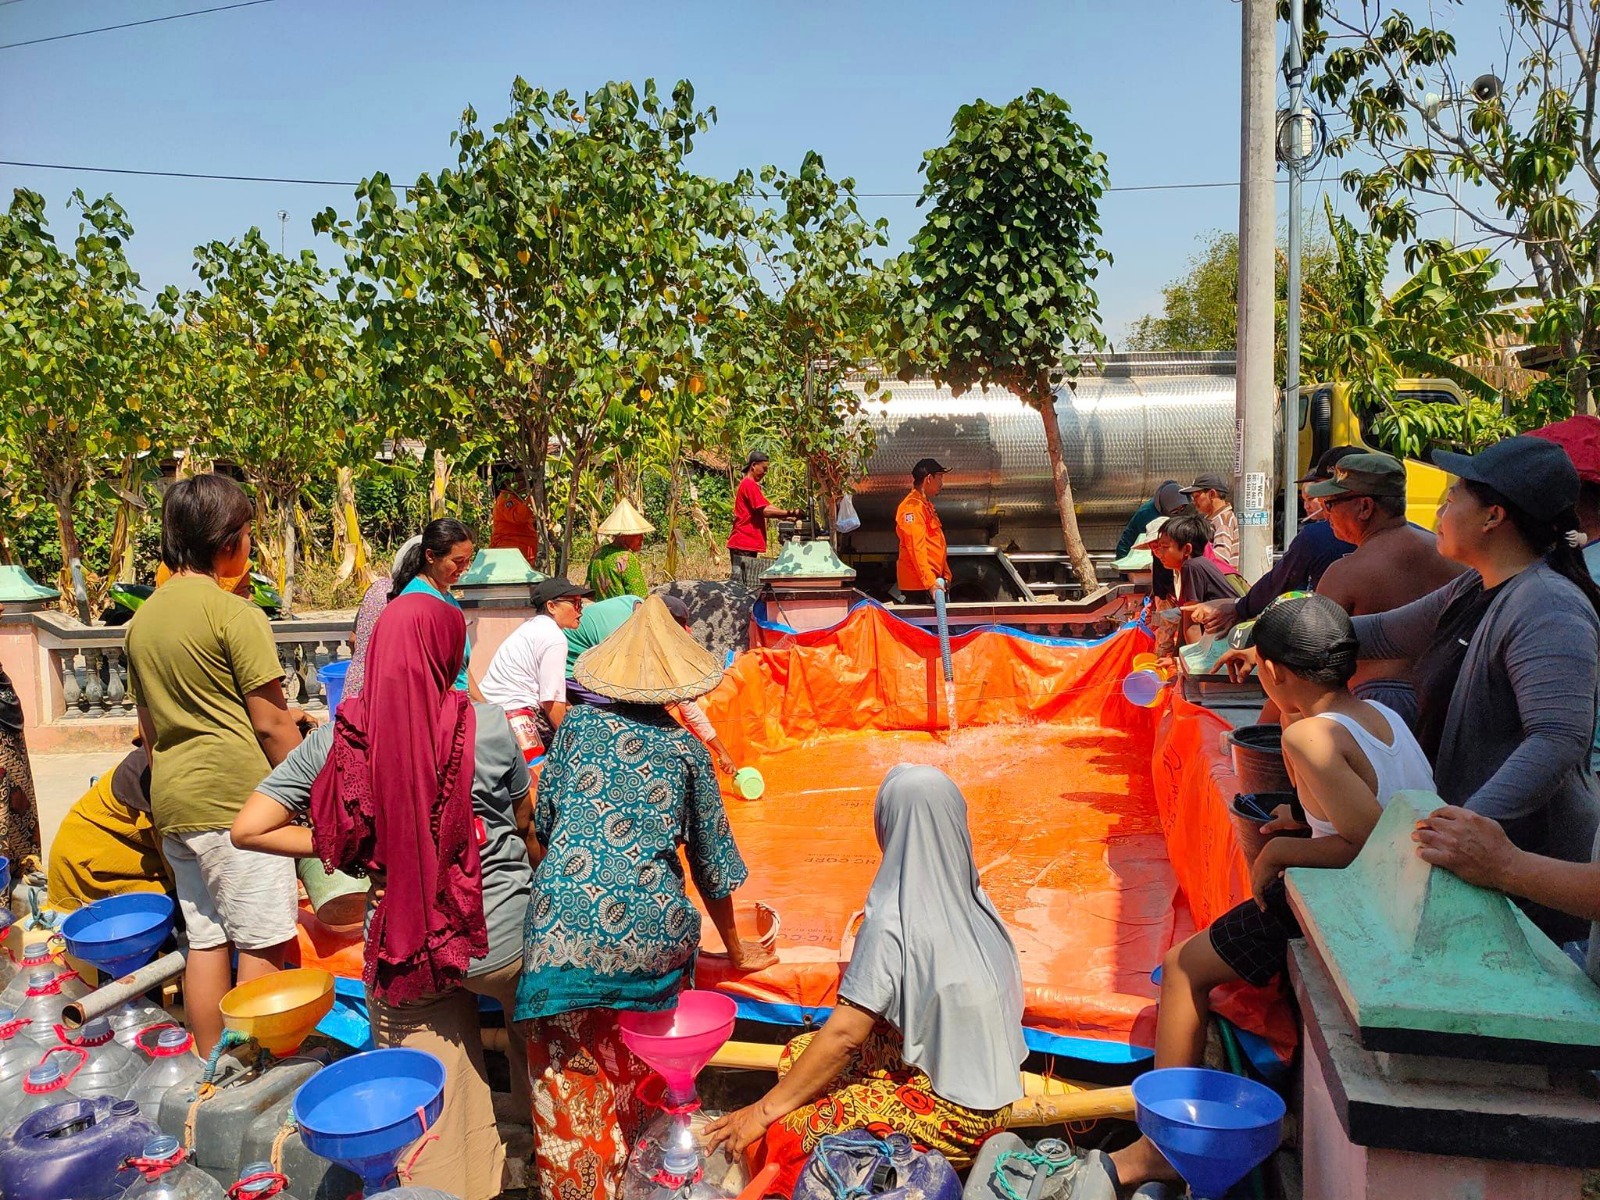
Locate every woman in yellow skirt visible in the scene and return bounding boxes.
[46,745,172,913]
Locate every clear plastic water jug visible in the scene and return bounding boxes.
[54,1017,143,1099]
[14,967,90,1045]
[0,1009,40,1092]
[621,1102,748,1200]
[121,1135,228,1199]
[105,995,172,1049]
[126,1025,203,1121]
[228,1159,301,1200]
[4,1052,86,1130]
[0,933,65,1011]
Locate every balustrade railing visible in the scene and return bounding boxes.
[34,612,354,723]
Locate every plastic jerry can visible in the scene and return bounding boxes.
[236,1115,358,1199]
[123,1134,228,1199]
[229,1159,304,1199]
[795,1131,961,1200]
[54,1015,145,1098]
[127,1025,204,1121]
[0,1095,159,1200]
[158,1056,321,1180]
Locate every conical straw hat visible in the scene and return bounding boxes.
[574,594,723,703]
[596,497,656,537]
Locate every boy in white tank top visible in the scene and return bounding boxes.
[1068,593,1435,1199]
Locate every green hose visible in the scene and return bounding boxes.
[1217,1018,1269,1200]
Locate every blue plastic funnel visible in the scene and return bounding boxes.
[293,1047,446,1192]
[60,893,175,979]
[1133,1067,1285,1199]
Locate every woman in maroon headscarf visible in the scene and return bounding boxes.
[232,593,535,1200]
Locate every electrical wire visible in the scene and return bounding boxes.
[0,159,1252,195]
[0,0,276,51]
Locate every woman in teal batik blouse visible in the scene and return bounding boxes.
[514,595,776,1200]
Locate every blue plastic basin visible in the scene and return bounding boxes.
[319,661,351,718]
[60,894,174,978]
[293,1048,445,1189]
[1133,1067,1285,1199]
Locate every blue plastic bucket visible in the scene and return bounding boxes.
[318,661,351,718]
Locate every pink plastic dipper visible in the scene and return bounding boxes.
[618,990,737,1104]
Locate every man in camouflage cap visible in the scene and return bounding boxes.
[1299,451,1465,728]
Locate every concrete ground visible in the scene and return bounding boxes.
[29,749,126,865]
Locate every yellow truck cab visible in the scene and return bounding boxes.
[1297,378,1460,530]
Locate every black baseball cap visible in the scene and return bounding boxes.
[1181,473,1231,498]
[912,458,949,484]
[530,578,592,607]
[1296,445,1362,484]
[1238,592,1357,677]
[1433,435,1580,523]
[1153,481,1187,516]
[745,450,770,469]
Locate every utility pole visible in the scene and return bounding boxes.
[1236,0,1277,579]
[1282,0,1306,546]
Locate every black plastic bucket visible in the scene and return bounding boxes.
[1227,724,1292,794]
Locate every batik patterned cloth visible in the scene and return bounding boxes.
[514,703,747,1021]
[756,1025,1010,1198]
[586,540,648,600]
[0,667,40,866]
[524,1007,650,1200]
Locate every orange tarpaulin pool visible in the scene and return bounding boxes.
[694,602,1296,1067]
[296,600,1295,1067]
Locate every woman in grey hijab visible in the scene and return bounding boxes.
[705,764,1026,1194]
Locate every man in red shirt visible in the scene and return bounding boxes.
[727,451,801,589]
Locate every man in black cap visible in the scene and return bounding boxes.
[1115,481,1187,560]
[727,451,803,590]
[895,458,951,604]
[1300,452,1463,728]
[1182,472,1238,569]
[1192,446,1361,635]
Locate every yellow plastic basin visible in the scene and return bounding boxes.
[220,968,335,1056]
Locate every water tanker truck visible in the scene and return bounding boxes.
[835,351,1460,605]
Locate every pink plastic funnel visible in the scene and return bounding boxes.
[618,990,737,1102]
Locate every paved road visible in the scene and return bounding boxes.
[30,750,127,864]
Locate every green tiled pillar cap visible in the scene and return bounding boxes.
[761,538,857,580]
[0,565,59,603]
[1289,790,1600,1056]
[457,549,545,586]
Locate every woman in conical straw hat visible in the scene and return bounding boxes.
[585,497,654,601]
[515,594,775,1199]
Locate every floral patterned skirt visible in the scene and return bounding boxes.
[524,1007,650,1200]
[0,718,40,868]
[756,1026,1010,1197]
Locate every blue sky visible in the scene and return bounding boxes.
[0,0,1516,341]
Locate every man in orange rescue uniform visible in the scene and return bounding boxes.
[895,458,952,604]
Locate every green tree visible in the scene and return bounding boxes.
[319,78,756,575]
[1302,197,1527,455]
[180,230,371,612]
[898,89,1110,588]
[1124,228,1342,371]
[0,189,173,617]
[1303,0,1600,411]
[707,152,893,539]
